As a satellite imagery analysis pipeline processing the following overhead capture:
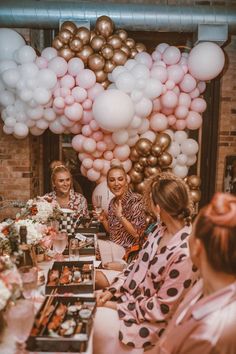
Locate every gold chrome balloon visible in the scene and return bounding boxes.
[120,44,131,57]
[112,49,127,65]
[155,133,171,150]
[151,144,162,157]
[58,47,75,61]
[144,166,160,178]
[135,138,152,156]
[107,35,122,49]
[58,29,72,44]
[101,80,110,89]
[94,69,107,83]
[69,38,83,52]
[95,16,114,38]
[135,180,146,194]
[129,170,144,184]
[187,175,201,190]
[147,155,158,167]
[139,157,148,167]
[130,148,140,162]
[90,35,106,52]
[130,48,138,58]
[126,38,135,49]
[61,21,77,34]
[133,162,144,173]
[104,60,116,73]
[75,27,91,45]
[101,44,114,60]
[158,152,172,167]
[115,29,128,42]
[190,189,201,203]
[52,37,64,50]
[88,54,105,71]
[136,42,147,53]
[76,45,93,64]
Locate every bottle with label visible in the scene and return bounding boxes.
[18,226,34,267]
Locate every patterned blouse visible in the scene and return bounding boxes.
[108,189,146,250]
[43,189,89,218]
[108,223,199,350]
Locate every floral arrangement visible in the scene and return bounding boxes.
[0,222,14,255]
[19,197,62,224]
[14,219,47,245]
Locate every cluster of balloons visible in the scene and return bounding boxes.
[52,16,146,88]
[185,174,202,203]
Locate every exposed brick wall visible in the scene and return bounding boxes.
[216,35,236,191]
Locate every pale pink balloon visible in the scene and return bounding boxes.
[165,80,175,90]
[60,87,71,98]
[162,46,181,65]
[189,88,200,99]
[186,111,203,130]
[53,107,64,115]
[96,141,107,152]
[53,96,65,109]
[190,98,207,113]
[80,165,87,177]
[72,134,85,152]
[150,112,168,132]
[103,134,116,150]
[92,131,103,141]
[113,145,130,161]
[161,107,174,115]
[175,105,189,119]
[175,119,186,130]
[156,43,169,54]
[140,130,156,143]
[181,64,188,74]
[153,98,162,112]
[68,57,84,76]
[150,65,168,83]
[103,150,113,161]
[135,52,153,69]
[79,152,92,161]
[60,115,75,127]
[93,159,104,171]
[83,137,97,153]
[82,98,92,110]
[48,56,68,77]
[137,118,149,134]
[179,74,197,93]
[168,115,176,126]
[161,90,178,108]
[35,56,48,69]
[102,160,111,175]
[92,150,103,158]
[87,83,104,101]
[64,95,75,105]
[82,158,94,169]
[71,87,87,103]
[135,97,153,118]
[90,119,100,131]
[53,88,61,97]
[41,47,57,61]
[49,120,65,134]
[64,102,83,121]
[173,85,180,96]
[82,124,92,137]
[87,168,100,182]
[153,60,166,68]
[152,50,162,61]
[178,93,191,108]
[167,64,185,84]
[81,110,93,124]
[60,74,75,89]
[122,159,132,173]
[69,123,81,134]
[197,81,206,94]
[76,69,96,89]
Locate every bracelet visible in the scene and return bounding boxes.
[119,215,125,221]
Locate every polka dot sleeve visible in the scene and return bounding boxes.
[108,262,136,296]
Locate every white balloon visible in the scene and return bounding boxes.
[0,60,17,74]
[137,118,150,134]
[13,122,29,138]
[0,90,15,106]
[27,106,44,120]
[174,130,188,144]
[36,119,49,130]
[176,154,188,166]
[181,138,199,155]
[134,97,152,118]
[43,108,56,122]
[124,59,137,70]
[93,89,134,132]
[0,29,25,60]
[49,120,65,134]
[168,141,181,158]
[115,72,136,93]
[15,45,36,64]
[3,125,14,134]
[2,68,20,88]
[20,62,39,78]
[41,47,57,61]
[33,87,52,105]
[130,89,143,102]
[112,130,129,145]
[5,116,16,127]
[131,64,150,80]
[173,164,188,178]
[19,89,33,102]
[141,130,156,143]
[186,154,197,166]
[144,78,163,99]
[37,69,57,89]
[111,66,127,82]
[30,126,44,136]
[129,115,142,129]
[26,119,35,128]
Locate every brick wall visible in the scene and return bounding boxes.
[216,35,236,191]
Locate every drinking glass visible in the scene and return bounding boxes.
[18,266,38,300]
[53,231,68,261]
[69,238,80,261]
[94,195,102,217]
[6,299,35,354]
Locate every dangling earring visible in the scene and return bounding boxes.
[156,213,161,224]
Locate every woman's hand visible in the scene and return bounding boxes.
[96,290,113,307]
[92,209,107,223]
[114,200,123,218]
[103,261,126,271]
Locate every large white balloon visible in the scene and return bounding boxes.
[93,89,134,132]
[188,42,225,81]
[0,29,25,60]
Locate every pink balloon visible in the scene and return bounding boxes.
[161,90,178,108]
[80,165,87,177]
[92,150,103,158]
[122,159,132,173]
[152,98,162,112]
[189,88,200,99]
[82,158,93,169]
[87,168,100,182]
[186,111,203,130]
[190,98,207,113]
[156,43,169,54]
[135,52,153,69]
[68,57,84,76]
[178,93,191,108]
[82,124,92,137]
[64,95,75,105]
[83,137,97,153]
[152,50,162,61]
[60,74,75,89]
[53,88,61,97]
[71,87,87,102]
[103,134,115,150]
[87,83,104,101]
[162,46,181,65]
[175,105,189,119]
[72,134,85,152]
[60,115,74,127]
[175,119,186,130]
[102,160,111,175]
[113,145,130,161]
[179,74,197,93]
[167,64,184,84]
[79,152,92,161]
[161,107,174,115]
[92,131,103,142]
[103,151,113,161]
[150,65,167,83]
[76,69,96,89]
[90,119,100,131]
[35,56,48,69]
[197,81,206,94]
[165,80,175,90]
[150,112,168,132]
[48,56,68,77]
[81,110,93,124]
[82,98,92,110]
[53,96,65,109]
[93,159,104,171]
[167,115,176,126]
[96,141,107,152]
[173,85,180,96]
[60,87,71,98]
[64,102,83,121]
[69,123,81,134]
[41,47,57,61]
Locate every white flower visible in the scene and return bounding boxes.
[0,279,11,311]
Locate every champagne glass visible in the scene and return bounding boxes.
[6,299,35,354]
[69,238,80,261]
[53,231,68,261]
[94,195,102,219]
[18,266,38,300]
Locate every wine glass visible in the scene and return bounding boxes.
[53,231,68,261]
[94,195,103,221]
[5,299,35,354]
[69,238,80,261]
[18,266,38,300]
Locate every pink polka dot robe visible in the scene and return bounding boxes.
[108,223,199,350]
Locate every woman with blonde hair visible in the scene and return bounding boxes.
[93,172,199,354]
[156,192,236,354]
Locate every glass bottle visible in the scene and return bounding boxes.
[18,226,34,267]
